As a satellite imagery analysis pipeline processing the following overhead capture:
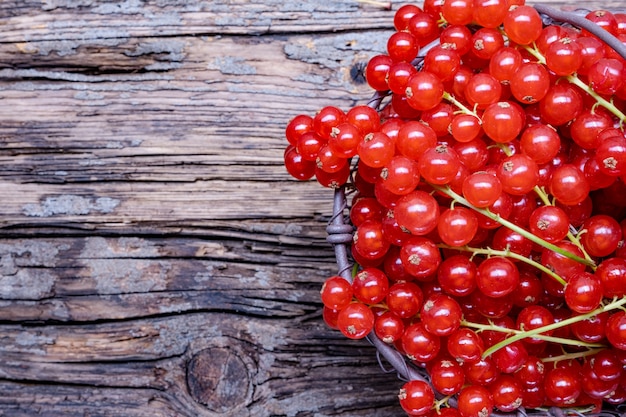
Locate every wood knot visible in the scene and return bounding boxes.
[186,347,250,412]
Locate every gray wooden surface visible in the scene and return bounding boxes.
[0,1,620,416]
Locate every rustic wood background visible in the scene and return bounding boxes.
[0,1,621,416]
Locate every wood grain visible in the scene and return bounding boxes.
[0,1,619,416]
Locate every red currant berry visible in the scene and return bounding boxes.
[503,5,543,45]
[398,379,435,416]
[336,302,375,339]
[564,271,603,314]
[395,190,440,236]
[352,267,389,305]
[405,71,444,111]
[421,293,462,336]
[457,385,494,417]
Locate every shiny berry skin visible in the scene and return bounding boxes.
[396,121,438,161]
[423,44,461,83]
[549,164,590,206]
[464,73,502,109]
[472,0,508,28]
[430,359,465,395]
[503,5,543,45]
[407,12,440,46]
[402,321,441,362]
[437,255,477,297]
[380,155,420,196]
[394,190,440,236]
[496,153,539,196]
[539,83,583,126]
[457,385,494,417]
[476,256,520,298]
[421,293,462,336]
[528,205,570,243]
[447,328,485,364]
[489,375,523,412]
[596,257,626,298]
[346,105,380,135]
[286,114,313,146]
[393,4,422,31]
[320,275,353,310]
[418,144,462,185]
[481,101,524,143]
[590,349,623,382]
[398,379,435,416]
[374,311,404,344]
[545,37,583,76]
[587,58,624,95]
[510,62,550,104]
[336,302,375,340]
[401,237,442,280]
[463,171,503,208]
[352,267,389,305]
[437,206,478,247]
[405,71,444,111]
[492,340,528,374]
[328,122,361,158]
[580,214,622,257]
[440,24,472,55]
[358,132,395,168]
[543,366,582,406]
[489,47,522,82]
[284,145,316,181]
[515,305,554,344]
[596,136,626,177]
[520,123,561,165]
[365,55,393,91]
[442,0,474,26]
[353,219,389,261]
[564,271,603,314]
[386,281,423,319]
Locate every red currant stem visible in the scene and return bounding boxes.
[566,75,626,123]
[534,4,626,62]
[481,296,626,358]
[532,185,594,266]
[431,184,595,268]
[433,396,452,412]
[523,44,626,123]
[461,319,605,349]
[438,243,567,286]
[442,91,481,119]
[496,144,594,265]
[540,347,605,363]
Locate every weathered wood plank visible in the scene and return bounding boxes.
[0,1,622,416]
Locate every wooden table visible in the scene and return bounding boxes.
[0,1,620,416]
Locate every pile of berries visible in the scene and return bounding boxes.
[283,1,626,416]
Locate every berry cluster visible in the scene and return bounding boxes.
[283,1,626,416]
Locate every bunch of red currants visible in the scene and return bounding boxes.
[283,1,626,416]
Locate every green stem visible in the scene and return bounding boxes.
[432,184,595,268]
[495,144,595,268]
[482,297,626,358]
[523,44,626,124]
[438,244,566,286]
[462,320,605,349]
[567,75,626,124]
[443,91,480,118]
[541,348,606,363]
